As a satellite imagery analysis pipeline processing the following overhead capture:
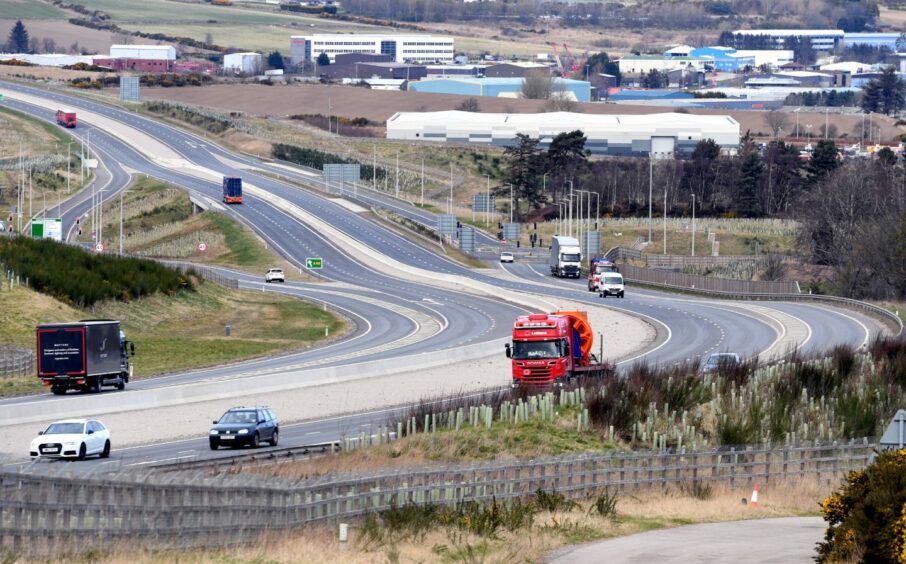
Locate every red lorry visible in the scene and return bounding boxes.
[587,258,618,291]
[505,311,612,387]
[56,109,77,128]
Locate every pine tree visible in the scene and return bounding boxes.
[503,134,545,214]
[7,20,29,53]
[861,80,881,113]
[266,50,284,70]
[737,151,763,217]
[807,140,839,186]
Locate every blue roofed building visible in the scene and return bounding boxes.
[407,77,592,102]
[608,89,694,102]
[689,47,756,72]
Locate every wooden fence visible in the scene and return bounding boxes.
[618,263,801,294]
[0,440,874,555]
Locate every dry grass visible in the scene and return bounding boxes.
[62,481,826,564]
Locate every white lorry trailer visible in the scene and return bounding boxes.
[550,236,582,278]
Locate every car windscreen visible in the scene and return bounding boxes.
[218,411,257,424]
[513,340,562,360]
[604,276,623,285]
[44,422,84,435]
[561,253,580,262]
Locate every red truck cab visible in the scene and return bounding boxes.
[56,109,77,128]
[506,311,610,386]
[587,258,618,291]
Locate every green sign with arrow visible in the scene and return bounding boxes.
[305,258,323,269]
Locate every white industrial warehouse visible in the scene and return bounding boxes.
[386,111,741,156]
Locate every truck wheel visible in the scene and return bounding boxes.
[88,378,101,394]
[100,440,111,458]
[600,293,606,298]
[116,379,125,391]
[51,386,65,396]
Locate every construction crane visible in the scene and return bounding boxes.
[562,42,581,73]
[550,42,569,78]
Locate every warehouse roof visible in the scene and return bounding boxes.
[387,111,739,130]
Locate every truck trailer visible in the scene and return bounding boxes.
[505,311,612,387]
[222,176,243,204]
[55,109,77,128]
[550,235,582,278]
[36,320,134,395]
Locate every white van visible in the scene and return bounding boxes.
[598,273,625,298]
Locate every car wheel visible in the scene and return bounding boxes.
[209,440,219,451]
[101,440,111,458]
[270,430,279,447]
[78,443,86,460]
[620,292,625,298]
[601,293,606,298]
[252,432,260,448]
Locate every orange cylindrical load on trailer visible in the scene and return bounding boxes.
[553,310,594,366]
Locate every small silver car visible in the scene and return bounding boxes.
[702,353,741,374]
[500,252,515,263]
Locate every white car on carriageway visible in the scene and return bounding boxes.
[30,419,111,460]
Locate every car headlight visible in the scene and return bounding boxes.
[63,441,77,446]
[238,429,249,435]
[209,430,218,435]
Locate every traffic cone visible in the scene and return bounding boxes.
[750,484,759,508]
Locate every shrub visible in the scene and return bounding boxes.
[588,488,619,519]
[0,236,194,306]
[817,449,906,563]
[533,489,579,513]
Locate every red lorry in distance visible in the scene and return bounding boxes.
[505,311,612,387]
[56,109,77,128]
[587,258,619,291]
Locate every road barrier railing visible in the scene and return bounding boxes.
[0,439,874,555]
[0,347,31,378]
[158,260,239,290]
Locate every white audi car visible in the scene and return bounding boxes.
[30,419,111,460]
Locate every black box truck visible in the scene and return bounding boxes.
[36,320,134,394]
[222,176,243,204]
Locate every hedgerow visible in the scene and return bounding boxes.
[272,143,387,184]
[0,236,194,306]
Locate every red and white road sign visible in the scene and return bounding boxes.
[501,239,507,246]
[198,242,207,252]
[95,243,104,252]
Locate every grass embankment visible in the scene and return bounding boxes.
[0,282,345,397]
[0,183,344,396]
[79,176,311,278]
[0,106,88,224]
[81,482,825,564]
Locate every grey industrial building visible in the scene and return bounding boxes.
[318,53,427,80]
[386,111,741,157]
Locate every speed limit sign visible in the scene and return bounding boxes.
[95,243,104,252]
[198,242,207,252]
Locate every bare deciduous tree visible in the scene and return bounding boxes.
[455,97,480,112]
[42,37,56,53]
[764,111,791,137]
[521,70,553,100]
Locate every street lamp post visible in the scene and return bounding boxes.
[648,151,654,245]
[691,193,696,257]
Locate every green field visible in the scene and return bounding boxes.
[0,1,65,19]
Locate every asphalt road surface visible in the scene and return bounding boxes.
[547,517,825,564]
